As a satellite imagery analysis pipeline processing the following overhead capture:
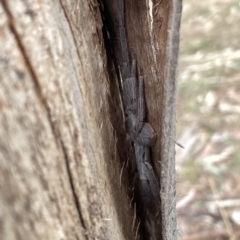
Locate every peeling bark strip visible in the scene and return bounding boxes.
[0,0,181,240]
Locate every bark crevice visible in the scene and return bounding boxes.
[60,139,89,240]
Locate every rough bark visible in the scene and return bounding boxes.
[0,0,181,239]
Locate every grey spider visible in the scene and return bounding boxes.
[122,56,157,147]
[120,56,160,205]
[114,0,161,206]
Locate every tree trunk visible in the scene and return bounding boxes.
[0,0,181,239]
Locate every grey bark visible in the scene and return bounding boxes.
[0,0,181,239]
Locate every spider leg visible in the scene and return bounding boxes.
[129,56,137,111]
[135,69,145,132]
[123,57,137,114]
[118,0,124,27]
[116,0,130,79]
[130,53,137,77]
